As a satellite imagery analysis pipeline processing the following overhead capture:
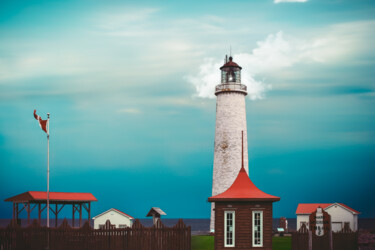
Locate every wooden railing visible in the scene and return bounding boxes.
[0,218,191,250]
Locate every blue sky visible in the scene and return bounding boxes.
[0,0,374,220]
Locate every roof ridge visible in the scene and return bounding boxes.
[296,203,360,214]
[93,208,134,219]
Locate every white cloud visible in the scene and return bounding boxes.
[186,20,375,100]
[186,31,305,100]
[274,0,307,3]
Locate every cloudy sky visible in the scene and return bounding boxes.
[1,0,374,220]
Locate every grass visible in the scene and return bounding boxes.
[191,235,214,250]
[191,236,292,250]
[273,236,292,250]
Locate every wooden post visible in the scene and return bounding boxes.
[27,203,30,225]
[72,204,75,227]
[329,229,333,250]
[88,202,91,225]
[12,202,15,223]
[38,203,41,225]
[55,204,58,228]
[79,204,82,227]
[16,203,19,223]
[308,230,312,250]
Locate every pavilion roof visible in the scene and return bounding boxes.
[4,191,97,203]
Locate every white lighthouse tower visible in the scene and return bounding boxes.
[210,55,249,231]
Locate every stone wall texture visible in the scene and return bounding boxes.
[210,91,249,231]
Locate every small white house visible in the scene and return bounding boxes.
[92,208,134,229]
[296,203,360,232]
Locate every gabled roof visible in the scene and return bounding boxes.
[5,191,97,202]
[335,203,361,214]
[92,208,134,220]
[296,203,360,215]
[208,167,280,202]
[146,207,166,217]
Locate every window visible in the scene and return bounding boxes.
[252,211,263,247]
[99,224,105,229]
[224,211,235,247]
[118,224,127,228]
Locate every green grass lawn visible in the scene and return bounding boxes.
[273,236,292,250]
[191,235,214,250]
[191,236,291,250]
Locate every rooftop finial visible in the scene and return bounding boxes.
[230,45,232,57]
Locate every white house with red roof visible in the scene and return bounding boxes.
[92,208,134,229]
[296,203,360,232]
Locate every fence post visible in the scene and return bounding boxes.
[329,229,333,250]
[308,230,312,250]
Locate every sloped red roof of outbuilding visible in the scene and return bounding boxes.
[5,191,97,202]
[113,208,134,219]
[93,208,134,219]
[296,203,360,214]
[208,167,280,202]
[220,56,242,70]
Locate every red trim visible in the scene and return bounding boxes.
[113,208,134,219]
[296,203,360,214]
[5,191,97,202]
[208,168,280,202]
[336,203,361,214]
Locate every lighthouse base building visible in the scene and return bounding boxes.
[208,147,280,250]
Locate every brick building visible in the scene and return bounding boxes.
[208,133,280,250]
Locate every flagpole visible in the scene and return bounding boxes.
[47,113,50,228]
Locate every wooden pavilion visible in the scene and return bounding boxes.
[5,191,97,227]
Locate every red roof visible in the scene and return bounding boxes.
[5,191,97,202]
[93,208,134,219]
[113,208,134,219]
[296,203,360,214]
[220,56,242,70]
[208,167,280,202]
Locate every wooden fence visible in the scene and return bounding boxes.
[0,218,191,250]
[292,224,358,250]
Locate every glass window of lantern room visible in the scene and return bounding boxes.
[227,70,235,82]
[224,211,235,247]
[252,211,263,247]
[234,70,241,83]
[221,70,227,83]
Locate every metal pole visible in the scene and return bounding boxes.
[47,113,50,228]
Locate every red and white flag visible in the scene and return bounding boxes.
[34,110,48,134]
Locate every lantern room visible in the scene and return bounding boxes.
[220,56,242,84]
[215,55,247,96]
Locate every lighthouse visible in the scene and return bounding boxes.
[210,55,249,231]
